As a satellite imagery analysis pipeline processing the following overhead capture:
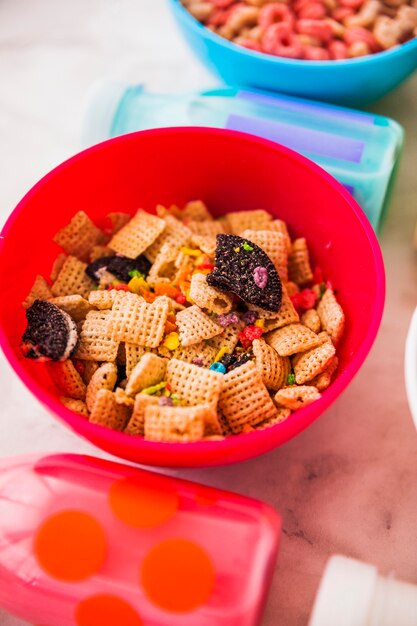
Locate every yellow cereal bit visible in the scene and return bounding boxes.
[166,359,224,408]
[60,397,89,417]
[214,347,229,363]
[288,238,314,286]
[292,341,336,385]
[316,288,345,345]
[163,332,180,351]
[254,319,264,329]
[47,360,86,401]
[51,256,95,299]
[274,385,321,410]
[23,275,53,309]
[241,229,289,281]
[219,360,278,434]
[124,394,159,436]
[252,338,291,391]
[125,353,167,397]
[144,404,210,443]
[86,362,118,412]
[53,210,106,262]
[89,389,131,431]
[176,305,223,347]
[265,323,321,356]
[180,247,202,257]
[128,276,150,294]
[108,209,166,259]
[225,210,273,234]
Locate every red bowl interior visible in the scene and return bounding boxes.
[0,127,385,467]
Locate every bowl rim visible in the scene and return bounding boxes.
[405,306,417,433]
[0,126,385,465]
[170,0,417,69]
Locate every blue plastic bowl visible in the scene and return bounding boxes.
[169,0,417,106]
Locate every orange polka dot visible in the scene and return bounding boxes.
[34,511,106,582]
[109,475,179,528]
[75,594,142,626]
[141,538,215,612]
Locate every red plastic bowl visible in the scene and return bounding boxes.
[0,128,384,467]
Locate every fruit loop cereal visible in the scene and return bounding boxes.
[181,0,417,59]
[21,203,345,442]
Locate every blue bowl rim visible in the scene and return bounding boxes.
[170,0,417,69]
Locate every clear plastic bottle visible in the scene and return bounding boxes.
[82,80,404,231]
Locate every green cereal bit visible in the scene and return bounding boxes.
[287,373,296,385]
[242,242,254,251]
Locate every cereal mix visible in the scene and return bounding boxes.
[21,204,345,442]
[181,0,417,60]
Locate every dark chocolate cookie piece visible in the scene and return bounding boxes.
[86,254,151,283]
[21,300,78,361]
[207,234,282,312]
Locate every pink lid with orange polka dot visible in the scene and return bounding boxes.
[0,453,280,626]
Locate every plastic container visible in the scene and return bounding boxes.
[405,306,417,432]
[83,81,404,230]
[0,127,385,467]
[0,453,280,625]
[168,0,417,107]
[309,555,417,626]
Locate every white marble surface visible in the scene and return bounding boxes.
[1,1,417,625]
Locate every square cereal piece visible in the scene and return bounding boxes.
[50,253,67,282]
[114,387,135,408]
[147,243,179,286]
[292,341,336,385]
[51,256,95,299]
[181,200,213,222]
[190,234,217,257]
[88,288,123,310]
[274,385,321,410]
[107,292,169,347]
[265,219,292,252]
[309,356,338,391]
[145,215,192,263]
[89,245,113,263]
[86,362,118,411]
[125,344,150,377]
[75,310,119,361]
[23,275,53,309]
[256,408,292,429]
[125,353,167,396]
[171,341,217,368]
[144,404,209,442]
[60,397,89,417]
[89,389,131,431]
[288,238,313,286]
[252,338,291,391]
[265,323,321,356]
[47,360,86,400]
[53,211,106,261]
[301,308,321,333]
[124,394,159,436]
[176,305,223,347]
[225,210,272,234]
[79,360,100,384]
[106,212,131,235]
[241,229,289,281]
[189,273,233,315]
[48,295,94,322]
[316,288,345,345]
[108,209,166,259]
[219,360,277,433]
[208,321,243,353]
[187,220,226,238]
[249,283,299,331]
[166,358,224,407]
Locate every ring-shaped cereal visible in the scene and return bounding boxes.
[296,18,334,42]
[259,3,296,29]
[262,22,305,58]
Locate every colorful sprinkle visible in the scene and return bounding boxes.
[253,266,268,289]
[209,362,227,374]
